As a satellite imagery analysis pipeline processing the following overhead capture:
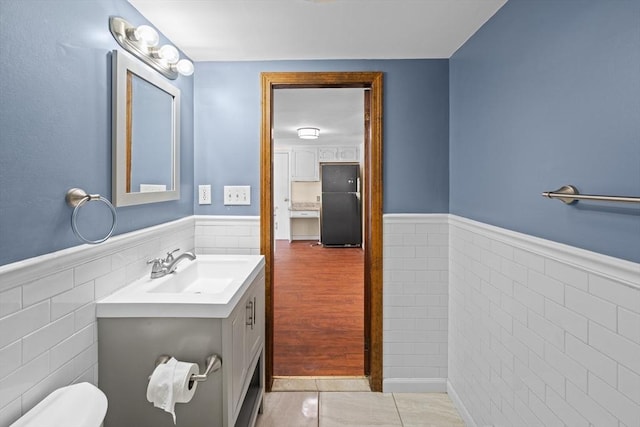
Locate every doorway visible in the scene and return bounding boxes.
[260,72,383,392]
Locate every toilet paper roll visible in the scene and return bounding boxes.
[147,357,199,424]
[172,360,199,404]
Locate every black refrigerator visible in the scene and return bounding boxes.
[320,164,362,247]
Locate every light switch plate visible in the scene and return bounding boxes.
[198,185,211,205]
[223,185,250,205]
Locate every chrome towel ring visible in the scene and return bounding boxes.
[65,188,117,244]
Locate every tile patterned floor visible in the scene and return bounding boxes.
[256,382,465,427]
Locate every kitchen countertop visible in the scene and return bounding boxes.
[290,202,321,211]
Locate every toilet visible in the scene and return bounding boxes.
[10,382,107,427]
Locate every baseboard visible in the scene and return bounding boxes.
[382,378,446,393]
[447,380,477,427]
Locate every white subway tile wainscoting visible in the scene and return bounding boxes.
[383,214,450,393]
[0,217,196,425]
[194,215,261,255]
[448,215,640,427]
[1,213,638,426]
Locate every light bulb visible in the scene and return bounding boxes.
[133,25,159,47]
[158,45,180,64]
[176,59,194,76]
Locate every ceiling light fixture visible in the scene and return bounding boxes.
[297,127,320,139]
[109,16,194,79]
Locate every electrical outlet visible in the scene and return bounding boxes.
[198,185,211,205]
[223,185,251,205]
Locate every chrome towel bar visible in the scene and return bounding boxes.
[542,185,640,205]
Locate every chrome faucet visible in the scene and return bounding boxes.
[147,249,196,279]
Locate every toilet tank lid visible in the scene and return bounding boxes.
[11,382,108,427]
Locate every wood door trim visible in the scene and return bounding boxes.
[260,71,383,392]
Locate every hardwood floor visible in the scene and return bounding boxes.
[273,240,365,376]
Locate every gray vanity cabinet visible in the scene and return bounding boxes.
[227,274,265,424]
[98,271,265,427]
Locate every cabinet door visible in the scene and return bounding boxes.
[230,295,248,413]
[318,147,337,162]
[291,148,318,181]
[245,281,263,365]
[338,146,359,161]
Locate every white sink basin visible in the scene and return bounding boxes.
[148,277,234,294]
[97,255,264,318]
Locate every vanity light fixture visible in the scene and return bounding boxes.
[297,127,320,139]
[109,16,194,80]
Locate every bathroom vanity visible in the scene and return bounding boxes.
[96,255,265,427]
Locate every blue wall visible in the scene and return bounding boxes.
[4,0,636,266]
[193,60,449,215]
[450,0,640,263]
[0,0,194,266]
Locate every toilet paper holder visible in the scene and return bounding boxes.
[154,354,222,386]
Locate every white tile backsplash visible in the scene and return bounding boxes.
[0,301,50,349]
[565,380,619,427]
[49,324,94,372]
[589,321,640,375]
[50,281,94,321]
[194,216,260,254]
[618,306,640,345]
[618,364,640,405]
[22,314,75,364]
[22,269,73,307]
[565,333,618,387]
[0,353,49,409]
[1,212,637,426]
[448,215,640,427]
[0,287,21,318]
[0,341,21,380]
[588,372,640,427]
[565,285,617,330]
[383,214,449,392]
[0,217,195,423]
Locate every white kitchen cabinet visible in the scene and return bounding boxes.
[317,146,360,163]
[290,147,318,181]
[318,147,338,162]
[289,210,320,241]
[337,146,359,162]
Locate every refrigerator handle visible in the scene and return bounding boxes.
[357,177,360,194]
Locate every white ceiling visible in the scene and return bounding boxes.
[127,0,507,147]
[127,0,508,61]
[273,88,365,147]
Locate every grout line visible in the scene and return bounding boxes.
[316,390,321,427]
[391,393,405,427]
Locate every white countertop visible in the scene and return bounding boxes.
[290,202,321,211]
[96,255,265,318]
